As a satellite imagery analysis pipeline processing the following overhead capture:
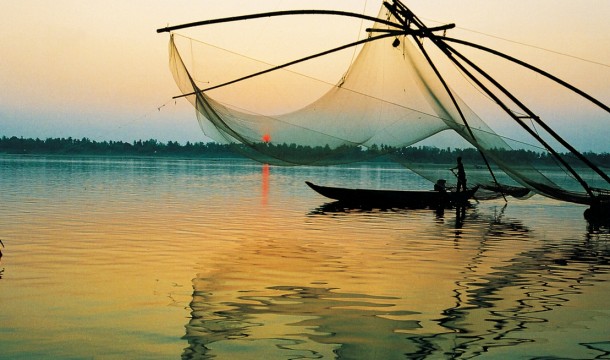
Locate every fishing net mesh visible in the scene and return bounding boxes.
[167,5,608,204]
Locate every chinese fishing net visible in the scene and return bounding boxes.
[166,3,609,204]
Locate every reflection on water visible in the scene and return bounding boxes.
[262,163,270,206]
[184,285,420,360]
[182,202,610,359]
[0,239,4,280]
[1,156,609,359]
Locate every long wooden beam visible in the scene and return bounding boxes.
[438,36,610,114]
[156,9,402,33]
[442,42,610,188]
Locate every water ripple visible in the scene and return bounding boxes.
[1,156,609,359]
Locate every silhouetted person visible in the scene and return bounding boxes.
[452,157,467,193]
[434,179,447,192]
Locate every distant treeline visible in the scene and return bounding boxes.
[0,136,240,158]
[1,136,609,167]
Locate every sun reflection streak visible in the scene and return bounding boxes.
[261,163,270,206]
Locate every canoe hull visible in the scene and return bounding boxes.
[305,181,477,208]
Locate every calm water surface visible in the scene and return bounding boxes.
[1,155,609,359]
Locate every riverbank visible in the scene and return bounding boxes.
[2,136,609,167]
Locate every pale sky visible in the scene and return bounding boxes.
[1,1,608,151]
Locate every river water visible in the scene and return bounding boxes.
[1,155,609,359]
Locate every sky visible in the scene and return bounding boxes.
[1,0,608,151]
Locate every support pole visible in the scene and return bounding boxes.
[157,9,403,33]
[438,36,610,114]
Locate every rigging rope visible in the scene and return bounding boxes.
[419,17,610,68]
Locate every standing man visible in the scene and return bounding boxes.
[452,157,467,193]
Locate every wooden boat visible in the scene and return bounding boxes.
[305,181,478,208]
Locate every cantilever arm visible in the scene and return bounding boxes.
[438,36,610,114]
[156,9,403,33]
